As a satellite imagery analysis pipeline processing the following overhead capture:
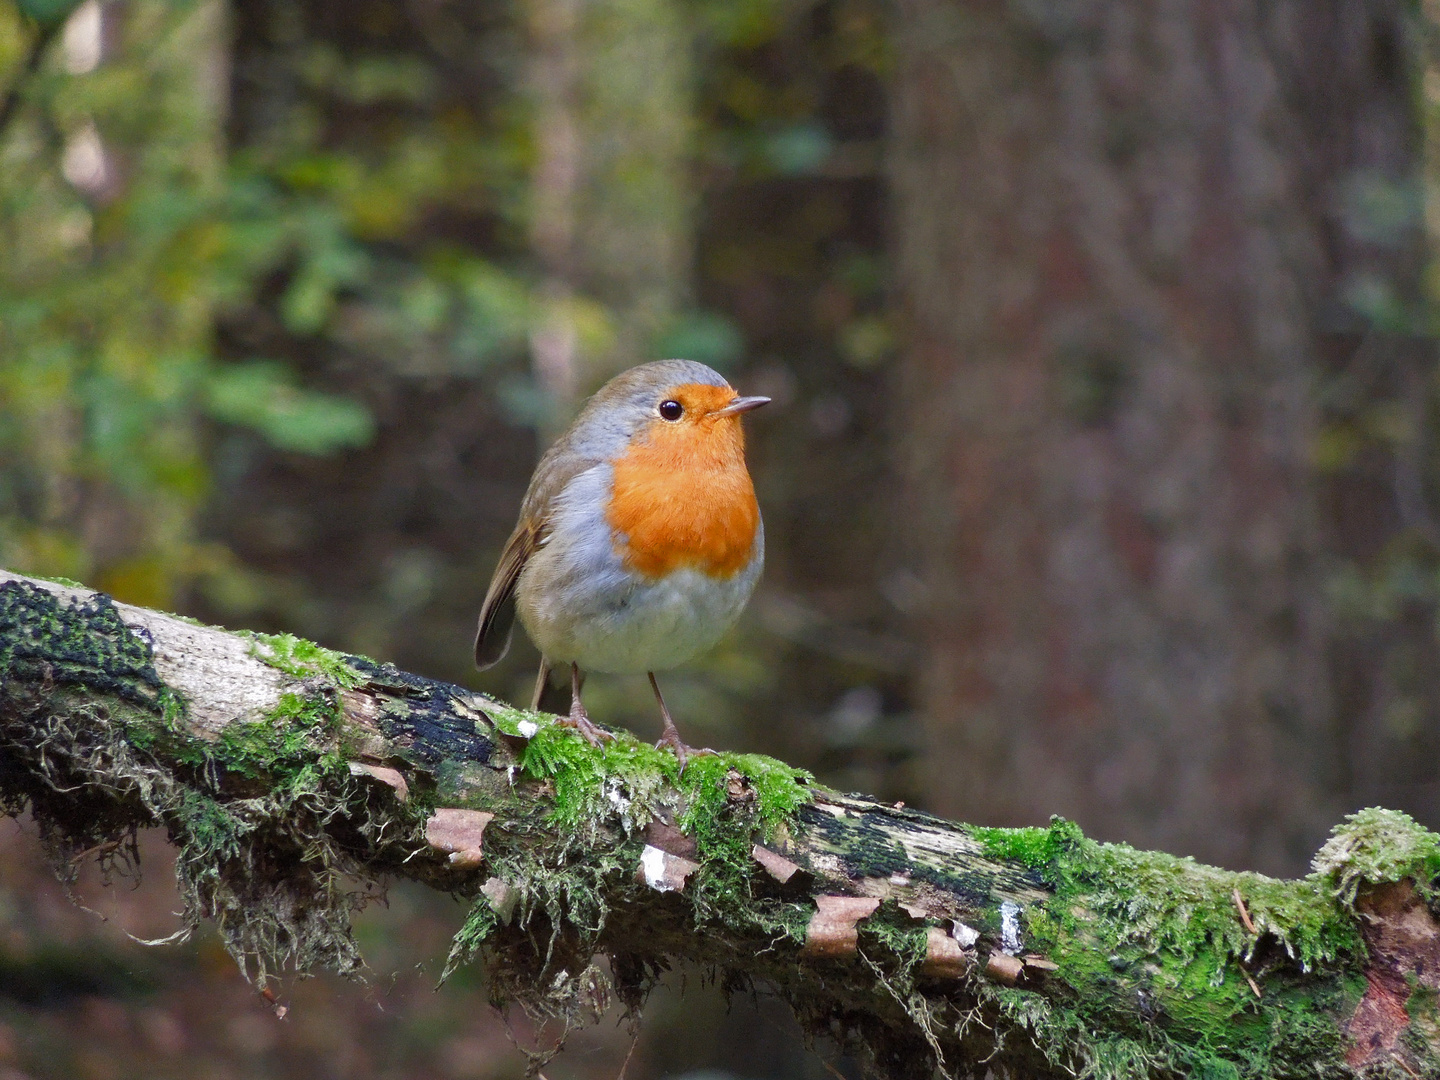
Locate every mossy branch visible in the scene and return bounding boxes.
[2,570,1439,1080]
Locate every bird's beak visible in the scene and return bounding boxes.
[711,395,771,418]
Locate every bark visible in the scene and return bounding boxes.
[890,0,1425,875]
[3,569,1440,1079]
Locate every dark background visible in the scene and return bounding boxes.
[1,0,1438,1076]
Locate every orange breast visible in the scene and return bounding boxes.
[607,394,760,580]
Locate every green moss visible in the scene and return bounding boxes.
[510,711,676,834]
[970,817,1359,974]
[677,750,812,845]
[242,630,366,689]
[1311,807,1440,907]
[860,912,930,973]
[121,684,347,793]
[970,821,1075,871]
[456,707,816,986]
[501,708,812,848]
[954,816,1376,1078]
[21,574,88,589]
[444,898,499,979]
[213,690,346,783]
[172,788,245,863]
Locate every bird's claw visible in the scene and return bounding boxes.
[559,708,614,747]
[655,730,714,773]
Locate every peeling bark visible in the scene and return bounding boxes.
[1346,881,1440,1072]
[3,569,1440,1079]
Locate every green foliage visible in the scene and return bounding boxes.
[204,361,372,455]
[0,0,226,604]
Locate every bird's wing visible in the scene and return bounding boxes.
[473,518,539,669]
[473,441,599,669]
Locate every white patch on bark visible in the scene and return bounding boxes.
[1000,900,1022,955]
[641,844,674,891]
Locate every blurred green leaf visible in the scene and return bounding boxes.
[452,259,532,365]
[205,361,374,455]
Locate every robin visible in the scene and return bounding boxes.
[474,359,770,766]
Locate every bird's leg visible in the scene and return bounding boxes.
[558,662,613,746]
[650,672,713,772]
[530,656,553,711]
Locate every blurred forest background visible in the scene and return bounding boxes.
[2,0,1440,1077]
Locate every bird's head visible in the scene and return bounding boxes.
[575,360,770,468]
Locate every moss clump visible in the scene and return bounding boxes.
[242,630,366,689]
[677,750,812,843]
[508,708,679,834]
[444,898,499,978]
[955,816,1373,1078]
[215,690,348,785]
[971,817,1360,972]
[673,750,811,926]
[1311,807,1440,907]
[447,706,816,1026]
[120,675,348,793]
[505,707,813,926]
[971,822,1072,870]
[494,706,812,850]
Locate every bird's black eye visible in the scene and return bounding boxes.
[658,400,683,421]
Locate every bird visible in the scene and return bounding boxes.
[474,359,770,767]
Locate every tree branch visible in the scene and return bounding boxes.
[1,568,1438,1079]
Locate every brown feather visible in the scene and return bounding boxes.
[473,434,599,669]
[473,520,536,668]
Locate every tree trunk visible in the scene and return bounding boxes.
[890,0,1424,875]
[3,569,1440,1079]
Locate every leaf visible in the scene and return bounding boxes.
[204,361,373,455]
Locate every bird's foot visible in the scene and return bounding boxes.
[559,703,615,748]
[655,728,714,773]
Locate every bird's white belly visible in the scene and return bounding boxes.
[514,463,763,674]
